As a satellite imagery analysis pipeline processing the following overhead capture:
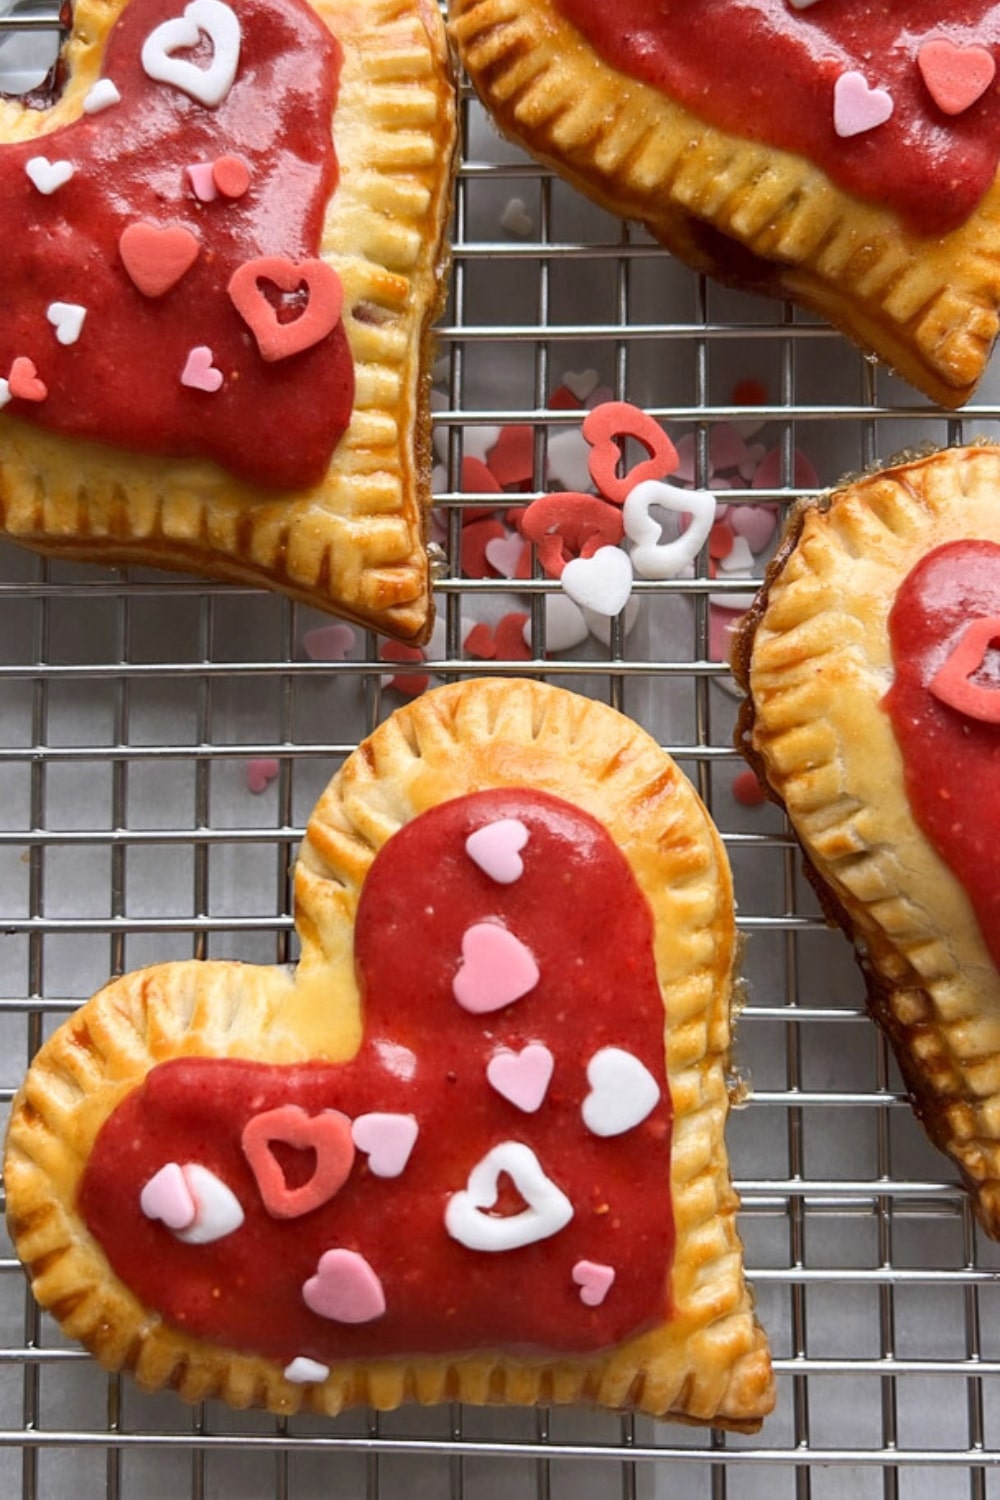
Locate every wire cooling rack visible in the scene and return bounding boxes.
[5,4,1000,1498]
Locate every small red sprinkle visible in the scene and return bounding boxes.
[731,378,768,406]
[493,612,531,661]
[709,521,735,560]
[379,640,429,697]
[549,384,584,411]
[486,424,536,489]
[212,154,251,199]
[463,621,497,659]
[460,517,506,577]
[733,770,767,807]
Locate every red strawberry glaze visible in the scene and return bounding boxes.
[1,0,353,489]
[78,789,675,1364]
[885,541,1000,970]
[552,0,1000,236]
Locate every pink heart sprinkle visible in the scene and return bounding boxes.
[181,345,223,393]
[302,622,356,661]
[728,503,779,554]
[484,531,525,579]
[452,921,540,1014]
[572,1259,615,1307]
[246,758,280,794]
[465,817,530,884]
[140,1162,196,1231]
[186,162,218,202]
[486,1043,555,1113]
[351,1113,419,1178]
[833,70,894,138]
[302,1248,386,1324]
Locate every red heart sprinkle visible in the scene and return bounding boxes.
[486,424,536,489]
[918,39,996,117]
[493,611,531,661]
[228,255,344,362]
[212,154,251,199]
[119,221,200,298]
[242,1105,355,1219]
[582,402,678,505]
[463,621,498,659]
[8,356,47,403]
[379,640,429,697]
[520,493,624,579]
[461,516,506,578]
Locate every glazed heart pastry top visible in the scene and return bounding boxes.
[0,0,353,488]
[554,0,1000,235]
[5,679,773,1428]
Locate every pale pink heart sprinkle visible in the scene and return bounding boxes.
[302,622,356,661]
[186,162,218,202]
[483,531,525,579]
[181,345,223,393]
[246,757,280,794]
[833,70,894,138]
[140,1162,196,1231]
[465,818,530,884]
[302,1248,386,1324]
[351,1113,419,1178]
[486,1043,555,1113]
[452,921,540,1013]
[572,1259,616,1307]
[729,503,779,553]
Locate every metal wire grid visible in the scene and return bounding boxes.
[4,4,1000,1497]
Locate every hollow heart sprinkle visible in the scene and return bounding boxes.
[928,615,1000,723]
[7,358,47,404]
[918,39,996,116]
[302,1248,386,1324]
[242,1105,355,1218]
[582,401,679,505]
[465,817,530,884]
[572,1259,616,1307]
[452,921,540,1013]
[623,479,717,581]
[486,1042,555,1113]
[141,0,242,109]
[119,221,201,298]
[180,345,223,392]
[833,70,894,137]
[227,255,343,362]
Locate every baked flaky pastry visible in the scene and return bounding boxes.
[735,444,1000,1236]
[449,0,1000,407]
[5,678,774,1430]
[0,0,456,640]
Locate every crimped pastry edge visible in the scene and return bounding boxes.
[0,0,457,640]
[5,678,774,1429]
[734,445,1000,1235]
[448,0,1000,407]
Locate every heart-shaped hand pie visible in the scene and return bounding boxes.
[450,0,1000,406]
[0,0,456,640]
[5,678,773,1429]
[735,444,1000,1237]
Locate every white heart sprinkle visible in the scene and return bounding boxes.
[546,426,592,491]
[623,479,716,581]
[284,1356,330,1384]
[46,302,87,347]
[500,196,533,236]
[562,368,600,402]
[25,157,74,195]
[582,1047,661,1137]
[174,1162,245,1244]
[833,70,894,138]
[141,0,242,109]
[445,1142,573,1251]
[0,380,11,411]
[523,592,590,654]
[82,78,121,113]
[561,545,634,617]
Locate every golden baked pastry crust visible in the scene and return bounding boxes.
[5,678,774,1429]
[734,444,1000,1235]
[448,0,1000,408]
[0,0,456,641]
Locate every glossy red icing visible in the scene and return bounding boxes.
[552,0,1000,236]
[1,0,352,488]
[79,788,675,1364]
[885,541,1000,969]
